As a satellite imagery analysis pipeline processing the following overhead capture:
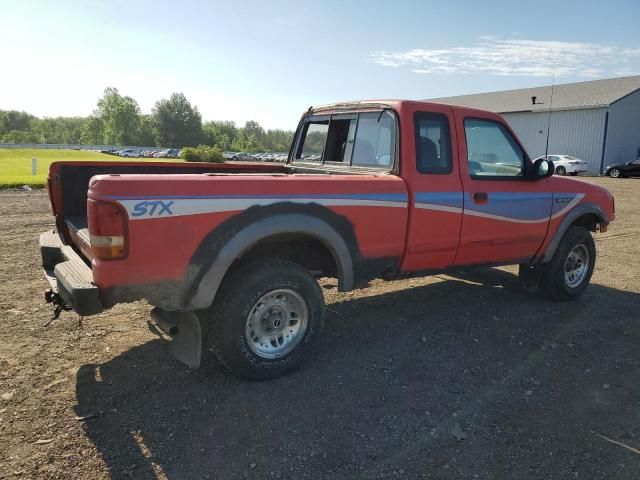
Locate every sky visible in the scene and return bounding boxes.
[1,0,639,130]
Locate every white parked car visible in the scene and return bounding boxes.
[535,155,588,176]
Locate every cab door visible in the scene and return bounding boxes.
[453,113,553,266]
[401,104,464,271]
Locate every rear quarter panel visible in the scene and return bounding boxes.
[88,173,409,298]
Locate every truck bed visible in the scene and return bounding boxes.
[48,160,287,252]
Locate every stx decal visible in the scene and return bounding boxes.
[131,200,175,217]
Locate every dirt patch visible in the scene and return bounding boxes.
[1,178,639,479]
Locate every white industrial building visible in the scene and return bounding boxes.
[429,75,640,175]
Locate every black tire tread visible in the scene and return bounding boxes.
[541,225,595,301]
[204,257,324,379]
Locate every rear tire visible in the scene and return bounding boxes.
[201,258,324,379]
[541,226,595,301]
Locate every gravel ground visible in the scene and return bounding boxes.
[0,177,639,479]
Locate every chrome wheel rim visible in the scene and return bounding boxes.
[564,244,589,288]
[245,289,308,359]
[610,169,620,178]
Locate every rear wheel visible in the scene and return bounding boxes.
[541,226,595,301]
[555,166,567,175]
[202,258,324,379]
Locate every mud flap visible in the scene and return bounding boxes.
[150,309,202,368]
[519,264,544,293]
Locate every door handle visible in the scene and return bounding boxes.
[472,192,488,202]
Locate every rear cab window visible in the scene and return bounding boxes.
[293,109,397,170]
[414,112,452,174]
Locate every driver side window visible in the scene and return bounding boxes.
[464,118,525,178]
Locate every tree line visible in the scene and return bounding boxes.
[0,87,295,152]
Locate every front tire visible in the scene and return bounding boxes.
[541,226,595,301]
[609,168,621,178]
[555,166,567,175]
[202,258,324,379]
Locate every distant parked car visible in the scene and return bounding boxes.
[119,149,137,158]
[232,152,255,161]
[153,149,171,158]
[222,151,235,160]
[534,155,588,176]
[604,157,640,178]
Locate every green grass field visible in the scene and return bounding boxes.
[0,149,176,187]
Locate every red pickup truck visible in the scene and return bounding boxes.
[40,100,615,379]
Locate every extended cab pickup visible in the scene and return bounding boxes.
[40,100,615,379]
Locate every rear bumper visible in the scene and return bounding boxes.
[40,231,104,316]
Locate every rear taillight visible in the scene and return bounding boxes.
[87,199,128,260]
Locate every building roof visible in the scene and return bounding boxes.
[427,75,640,114]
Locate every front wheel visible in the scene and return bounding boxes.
[541,226,596,301]
[555,166,567,175]
[609,168,621,178]
[202,258,324,379]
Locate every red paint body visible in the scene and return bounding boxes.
[46,101,615,308]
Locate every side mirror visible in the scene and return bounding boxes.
[532,158,554,180]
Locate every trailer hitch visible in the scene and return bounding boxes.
[44,288,72,325]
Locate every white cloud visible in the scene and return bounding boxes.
[370,38,640,77]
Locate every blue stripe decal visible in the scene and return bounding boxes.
[464,192,553,221]
[414,192,463,208]
[105,192,408,202]
[551,193,579,216]
[413,191,579,222]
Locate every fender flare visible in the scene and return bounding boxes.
[185,213,355,311]
[538,202,608,263]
